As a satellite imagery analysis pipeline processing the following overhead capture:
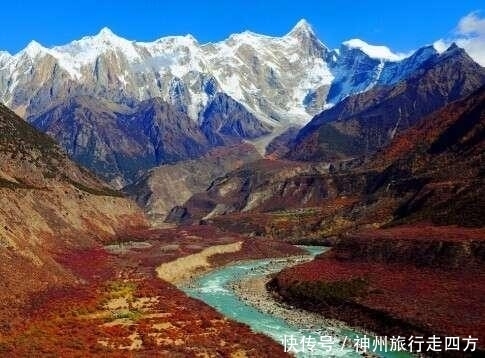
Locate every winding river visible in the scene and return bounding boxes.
[182,246,411,357]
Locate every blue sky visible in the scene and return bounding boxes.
[1,0,483,54]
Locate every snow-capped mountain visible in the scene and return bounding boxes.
[288,44,485,161]
[0,19,438,127]
[1,20,482,188]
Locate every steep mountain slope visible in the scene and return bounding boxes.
[125,143,261,225]
[201,93,272,146]
[123,97,212,168]
[173,86,485,235]
[364,84,485,227]
[325,43,439,105]
[265,126,301,157]
[288,44,485,161]
[29,96,141,187]
[0,103,147,314]
[30,97,217,187]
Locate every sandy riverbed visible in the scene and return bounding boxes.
[156,241,242,284]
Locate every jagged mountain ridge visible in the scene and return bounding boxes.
[287,44,485,161]
[2,20,483,189]
[29,94,267,187]
[0,19,449,127]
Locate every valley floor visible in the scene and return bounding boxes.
[1,223,483,357]
[0,225,301,357]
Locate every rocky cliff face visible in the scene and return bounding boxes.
[0,103,147,310]
[201,93,272,146]
[288,45,485,161]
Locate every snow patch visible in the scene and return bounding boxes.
[285,18,316,38]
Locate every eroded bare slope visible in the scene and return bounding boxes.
[0,103,147,313]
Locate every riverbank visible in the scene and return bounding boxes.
[227,256,384,353]
[182,247,401,358]
[161,244,357,337]
[272,226,485,354]
[230,264,347,335]
[157,238,305,286]
[156,241,243,284]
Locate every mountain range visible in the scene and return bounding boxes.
[1,20,425,123]
[0,20,484,223]
[2,20,481,187]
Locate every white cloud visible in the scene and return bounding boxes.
[434,11,485,66]
[432,39,448,53]
[457,12,485,36]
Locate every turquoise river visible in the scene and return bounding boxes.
[182,246,411,358]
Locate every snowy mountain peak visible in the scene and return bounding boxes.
[432,40,448,54]
[0,50,11,62]
[342,38,405,61]
[49,26,141,68]
[287,19,315,37]
[432,41,484,66]
[183,34,198,44]
[22,40,47,58]
[60,26,131,50]
[88,26,131,45]
[226,30,268,43]
[445,42,460,52]
[97,27,116,38]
